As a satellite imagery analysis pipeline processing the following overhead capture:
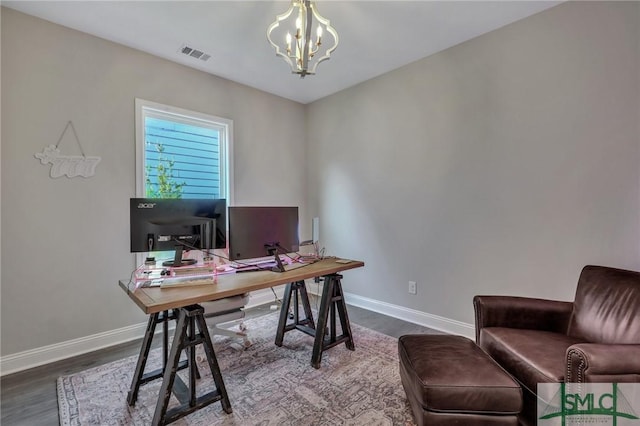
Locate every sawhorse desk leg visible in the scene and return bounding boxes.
[127,305,231,426]
[311,273,355,369]
[127,309,183,405]
[274,275,355,369]
[275,280,316,346]
[152,304,231,425]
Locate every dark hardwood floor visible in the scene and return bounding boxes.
[1,299,439,425]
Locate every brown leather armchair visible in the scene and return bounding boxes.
[474,265,640,426]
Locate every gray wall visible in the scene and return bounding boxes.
[1,8,307,356]
[306,1,640,325]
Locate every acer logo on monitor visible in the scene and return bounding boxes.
[137,202,157,209]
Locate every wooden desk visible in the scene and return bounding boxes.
[119,258,363,314]
[119,257,364,425]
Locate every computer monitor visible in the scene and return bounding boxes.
[228,206,299,272]
[130,198,226,267]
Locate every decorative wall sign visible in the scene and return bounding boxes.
[35,121,101,178]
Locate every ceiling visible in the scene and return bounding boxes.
[3,1,561,104]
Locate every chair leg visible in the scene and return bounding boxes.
[207,323,252,349]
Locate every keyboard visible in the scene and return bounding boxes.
[160,277,215,288]
[229,259,278,272]
[142,275,215,288]
[284,262,312,271]
[172,266,215,276]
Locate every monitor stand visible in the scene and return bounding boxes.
[266,245,286,273]
[162,245,197,267]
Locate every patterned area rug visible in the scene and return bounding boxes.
[57,311,416,425]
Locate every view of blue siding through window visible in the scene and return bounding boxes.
[145,117,220,199]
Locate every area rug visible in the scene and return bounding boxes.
[57,312,416,425]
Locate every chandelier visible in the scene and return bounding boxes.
[267,0,338,78]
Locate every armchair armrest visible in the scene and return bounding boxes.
[473,295,573,343]
[566,343,640,383]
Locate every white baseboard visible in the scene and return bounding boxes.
[344,292,475,339]
[0,286,471,376]
[0,322,149,377]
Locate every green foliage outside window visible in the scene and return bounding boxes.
[145,143,186,199]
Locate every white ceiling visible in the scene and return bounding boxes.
[3,1,561,104]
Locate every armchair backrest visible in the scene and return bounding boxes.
[567,265,640,344]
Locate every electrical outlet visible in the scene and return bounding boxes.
[408,281,417,295]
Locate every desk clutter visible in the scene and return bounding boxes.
[133,254,321,289]
[134,262,219,288]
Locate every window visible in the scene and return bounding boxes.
[135,99,233,203]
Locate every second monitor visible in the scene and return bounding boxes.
[228,206,299,272]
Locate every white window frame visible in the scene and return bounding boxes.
[134,98,234,266]
[134,98,234,204]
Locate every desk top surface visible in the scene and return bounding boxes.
[119,258,364,314]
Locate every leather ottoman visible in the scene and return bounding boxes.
[398,334,522,425]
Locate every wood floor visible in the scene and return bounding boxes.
[1,300,439,426]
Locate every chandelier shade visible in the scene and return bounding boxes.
[267,0,338,78]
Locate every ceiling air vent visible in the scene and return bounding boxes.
[179,44,211,62]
